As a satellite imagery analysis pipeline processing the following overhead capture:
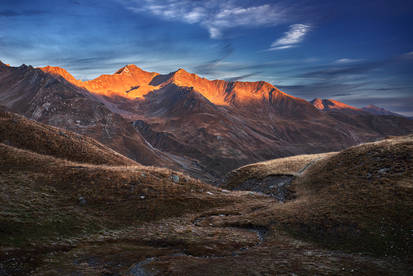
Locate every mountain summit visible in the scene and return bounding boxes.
[40,65,81,86]
[311,98,360,111]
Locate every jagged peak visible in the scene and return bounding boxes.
[311,98,359,111]
[115,64,148,75]
[175,68,189,74]
[39,65,79,84]
[171,68,195,79]
[41,65,70,74]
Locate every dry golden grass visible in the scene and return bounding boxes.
[229,135,413,257]
[0,110,136,166]
[0,141,251,251]
[223,152,336,189]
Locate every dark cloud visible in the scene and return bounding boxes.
[276,82,366,99]
[296,54,413,81]
[298,61,385,79]
[0,10,19,17]
[0,9,48,17]
[194,42,233,76]
[332,93,352,97]
[225,72,262,82]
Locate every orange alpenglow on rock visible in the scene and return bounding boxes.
[311,98,360,111]
[40,64,160,99]
[39,64,297,106]
[40,66,82,86]
[82,65,160,98]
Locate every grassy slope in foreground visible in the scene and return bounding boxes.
[223,135,413,258]
[0,110,242,249]
[222,152,337,190]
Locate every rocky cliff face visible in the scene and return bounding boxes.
[0,64,179,168]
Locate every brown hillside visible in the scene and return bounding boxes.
[1,131,412,274]
[222,135,413,258]
[0,110,136,166]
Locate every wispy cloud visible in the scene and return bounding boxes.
[194,42,233,75]
[269,24,310,50]
[122,0,290,39]
[335,58,362,64]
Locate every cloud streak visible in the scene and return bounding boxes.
[335,58,362,64]
[123,0,290,39]
[0,9,47,17]
[269,24,310,50]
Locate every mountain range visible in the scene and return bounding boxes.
[1,60,412,182]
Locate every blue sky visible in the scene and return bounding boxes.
[1,0,412,115]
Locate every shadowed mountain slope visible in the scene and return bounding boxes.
[0,64,179,169]
[362,104,404,117]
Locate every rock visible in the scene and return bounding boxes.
[128,258,156,276]
[171,174,179,183]
[378,168,390,174]
[78,196,86,205]
[59,130,68,138]
[206,191,213,195]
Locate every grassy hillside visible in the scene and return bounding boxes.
[222,135,413,258]
[0,110,136,166]
[1,114,411,275]
[222,152,337,190]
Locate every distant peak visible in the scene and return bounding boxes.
[115,64,143,74]
[362,104,402,116]
[41,65,67,72]
[174,68,191,75]
[311,98,323,104]
[311,98,359,111]
[171,68,199,82]
[168,68,198,83]
[310,98,324,110]
[39,65,79,84]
